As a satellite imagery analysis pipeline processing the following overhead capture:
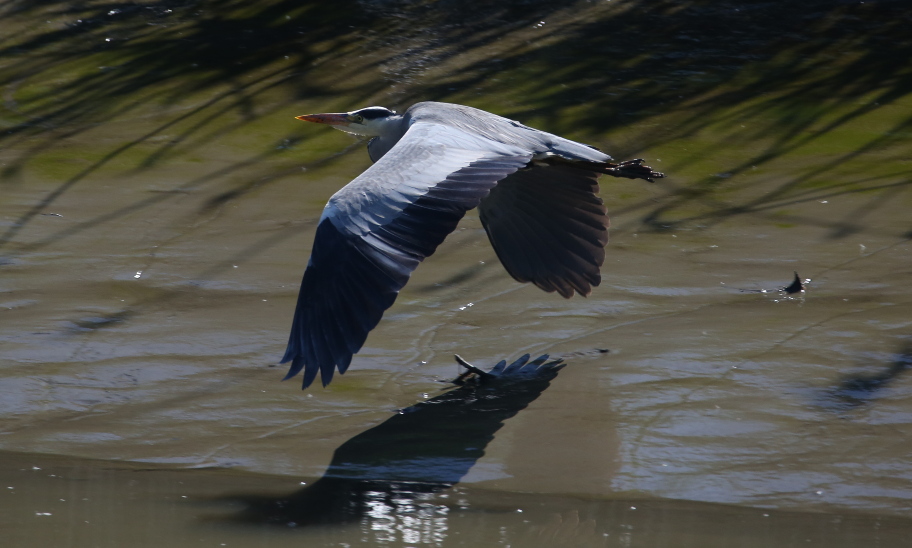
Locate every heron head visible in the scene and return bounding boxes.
[295,106,397,136]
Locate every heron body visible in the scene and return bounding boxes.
[282,101,662,388]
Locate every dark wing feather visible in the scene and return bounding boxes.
[283,122,532,388]
[478,163,609,298]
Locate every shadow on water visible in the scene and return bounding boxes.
[222,354,564,526]
[825,338,912,411]
[2,0,911,253]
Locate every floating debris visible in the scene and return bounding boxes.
[560,348,611,358]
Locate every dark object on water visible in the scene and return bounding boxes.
[281,101,661,388]
[781,271,806,294]
[738,271,809,294]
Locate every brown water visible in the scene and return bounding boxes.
[2,0,912,546]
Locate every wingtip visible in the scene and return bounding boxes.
[279,358,317,389]
[280,357,344,389]
[280,356,304,381]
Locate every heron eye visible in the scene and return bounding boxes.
[354,115,364,123]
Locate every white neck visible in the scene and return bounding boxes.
[339,114,404,137]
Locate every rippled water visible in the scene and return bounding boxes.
[2,0,912,546]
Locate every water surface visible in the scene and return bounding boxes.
[2,0,911,545]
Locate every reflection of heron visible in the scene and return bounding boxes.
[232,354,565,526]
[283,102,662,387]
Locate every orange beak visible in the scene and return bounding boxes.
[295,113,351,126]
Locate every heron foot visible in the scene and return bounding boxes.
[448,353,565,386]
[607,158,664,183]
[452,354,496,385]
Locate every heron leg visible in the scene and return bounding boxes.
[451,354,496,385]
[447,354,565,386]
[603,158,665,183]
[544,156,664,183]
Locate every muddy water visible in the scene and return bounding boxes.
[2,0,912,546]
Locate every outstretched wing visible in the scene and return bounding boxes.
[478,163,609,298]
[283,122,532,388]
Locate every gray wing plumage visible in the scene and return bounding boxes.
[282,122,533,388]
[478,163,609,298]
[406,102,612,164]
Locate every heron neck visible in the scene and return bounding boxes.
[367,116,407,162]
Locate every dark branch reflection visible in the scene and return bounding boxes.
[826,339,912,410]
[1,0,910,251]
[227,354,564,527]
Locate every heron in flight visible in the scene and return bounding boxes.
[282,101,663,388]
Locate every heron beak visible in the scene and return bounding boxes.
[295,113,351,126]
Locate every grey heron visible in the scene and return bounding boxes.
[282,101,663,388]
